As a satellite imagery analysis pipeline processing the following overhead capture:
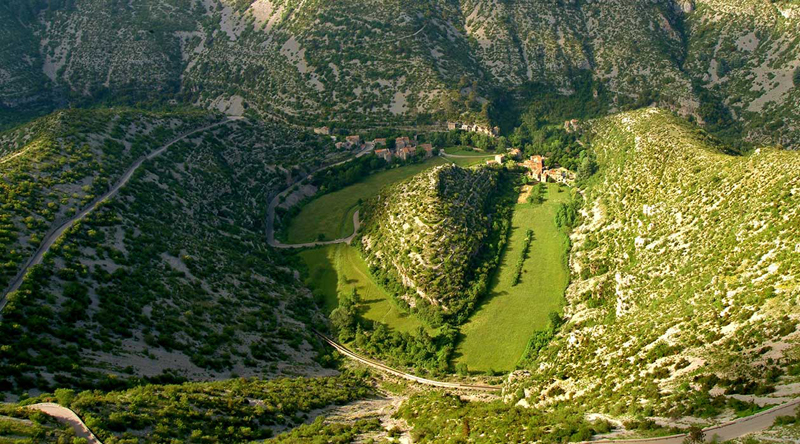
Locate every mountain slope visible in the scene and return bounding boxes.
[2,0,797,147]
[0,109,343,394]
[512,108,800,418]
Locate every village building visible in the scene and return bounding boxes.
[486,159,500,166]
[494,154,505,164]
[313,126,331,135]
[522,155,574,184]
[523,155,546,182]
[564,119,581,133]
[395,136,414,150]
[448,121,499,137]
[396,146,417,161]
[346,135,362,146]
[375,149,393,162]
[373,138,387,146]
[419,143,434,158]
[508,148,523,160]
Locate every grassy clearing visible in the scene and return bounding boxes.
[445,156,490,168]
[443,146,494,156]
[299,244,430,334]
[454,183,570,373]
[283,157,448,244]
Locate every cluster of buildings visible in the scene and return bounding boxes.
[374,136,434,162]
[323,130,435,163]
[487,151,574,184]
[522,155,574,184]
[447,121,500,137]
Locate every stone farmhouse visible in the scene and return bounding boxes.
[522,154,574,184]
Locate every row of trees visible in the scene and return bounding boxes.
[512,229,534,286]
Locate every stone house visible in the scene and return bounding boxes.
[395,136,414,150]
[375,149,393,162]
[419,143,434,158]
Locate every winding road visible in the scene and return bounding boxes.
[580,397,800,443]
[0,117,240,314]
[313,330,501,392]
[266,147,372,249]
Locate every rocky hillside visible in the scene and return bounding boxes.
[2,0,798,146]
[0,109,343,395]
[358,164,505,323]
[512,108,800,419]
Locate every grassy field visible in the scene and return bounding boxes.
[454,183,570,373]
[283,157,449,244]
[445,156,490,168]
[443,146,495,157]
[299,244,430,334]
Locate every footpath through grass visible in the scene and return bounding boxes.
[283,157,448,244]
[299,244,430,334]
[454,183,570,373]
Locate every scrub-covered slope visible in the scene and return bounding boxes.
[0,109,343,395]
[358,164,504,322]
[3,0,798,147]
[513,108,800,418]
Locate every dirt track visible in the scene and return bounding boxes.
[27,403,102,444]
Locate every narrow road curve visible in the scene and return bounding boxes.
[266,147,372,249]
[269,210,360,249]
[581,398,800,443]
[0,117,240,314]
[26,403,102,444]
[313,330,501,392]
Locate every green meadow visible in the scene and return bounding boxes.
[454,183,570,373]
[283,157,449,244]
[299,244,430,334]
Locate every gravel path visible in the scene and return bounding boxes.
[266,147,371,249]
[27,403,102,444]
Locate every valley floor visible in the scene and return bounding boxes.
[454,183,569,372]
[300,244,433,335]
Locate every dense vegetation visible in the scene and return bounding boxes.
[24,373,372,443]
[358,164,515,325]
